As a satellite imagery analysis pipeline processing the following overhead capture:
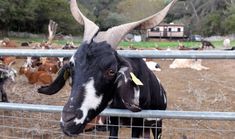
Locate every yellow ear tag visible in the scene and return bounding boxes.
[130,72,143,86]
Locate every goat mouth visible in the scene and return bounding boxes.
[60,114,87,136]
[60,121,86,136]
[122,100,141,112]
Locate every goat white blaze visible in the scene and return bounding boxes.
[73,78,103,125]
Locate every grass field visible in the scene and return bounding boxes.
[120,40,235,48]
[2,36,235,49]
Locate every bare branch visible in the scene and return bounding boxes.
[47,20,58,45]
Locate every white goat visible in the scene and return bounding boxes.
[143,58,161,71]
[169,59,209,71]
[223,38,231,48]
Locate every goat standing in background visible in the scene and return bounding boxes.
[38,0,177,138]
[223,38,231,48]
[201,40,215,49]
[0,64,16,102]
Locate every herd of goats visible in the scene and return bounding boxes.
[0,0,235,138]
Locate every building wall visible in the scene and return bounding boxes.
[147,25,185,38]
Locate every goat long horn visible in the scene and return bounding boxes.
[70,0,99,43]
[93,0,177,49]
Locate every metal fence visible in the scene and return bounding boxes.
[0,103,234,139]
[1,49,235,59]
[0,49,235,139]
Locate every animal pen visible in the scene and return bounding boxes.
[0,49,235,139]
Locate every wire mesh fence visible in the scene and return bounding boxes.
[0,103,234,139]
[0,50,235,138]
[0,110,235,139]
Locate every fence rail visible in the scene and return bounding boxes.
[0,103,234,121]
[0,48,235,138]
[0,49,235,59]
[0,49,235,120]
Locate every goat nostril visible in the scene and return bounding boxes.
[62,111,77,122]
[75,109,83,119]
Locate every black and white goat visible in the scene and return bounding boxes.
[38,0,177,138]
[0,64,16,102]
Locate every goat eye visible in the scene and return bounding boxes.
[107,69,115,76]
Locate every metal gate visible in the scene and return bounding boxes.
[0,49,235,139]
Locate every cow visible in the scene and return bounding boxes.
[37,0,177,138]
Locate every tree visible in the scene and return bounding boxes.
[223,3,235,34]
[168,0,233,36]
[0,0,37,32]
[200,12,224,36]
[117,0,164,22]
[1,0,234,36]
[34,0,82,34]
[0,0,83,35]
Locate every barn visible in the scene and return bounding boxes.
[147,23,185,39]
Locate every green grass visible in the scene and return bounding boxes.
[120,40,235,49]
[120,41,235,48]
[3,36,235,49]
[3,37,82,46]
[119,41,202,48]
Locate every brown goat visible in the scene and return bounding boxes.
[38,57,60,74]
[1,38,18,47]
[19,66,52,85]
[0,56,16,65]
[38,63,59,74]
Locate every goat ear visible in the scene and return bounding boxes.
[114,56,142,112]
[38,64,70,95]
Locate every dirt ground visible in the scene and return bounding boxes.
[0,56,235,139]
